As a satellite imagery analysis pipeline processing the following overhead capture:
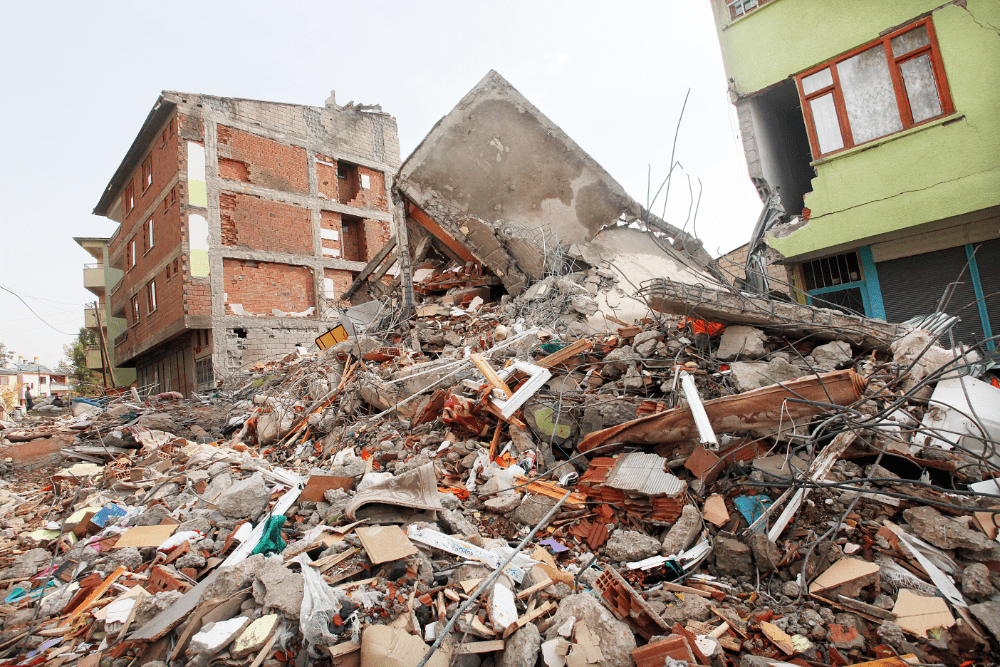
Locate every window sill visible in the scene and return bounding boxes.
[811,113,963,167]
[143,247,154,256]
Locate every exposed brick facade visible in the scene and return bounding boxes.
[96,90,401,395]
[220,191,312,254]
[217,125,309,194]
[223,259,315,316]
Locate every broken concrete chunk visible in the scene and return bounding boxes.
[716,326,766,361]
[961,563,996,600]
[660,505,702,556]
[902,506,996,552]
[484,491,522,514]
[810,340,852,369]
[488,582,518,632]
[511,493,559,527]
[969,600,1000,643]
[605,529,660,563]
[729,357,802,392]
[253,557,304,618]
[713,536,752,576]
[747,533,781,574]
[215,472,271,519]
[499,622,541,667]
[231,613,280,658]
[544,594,635,667]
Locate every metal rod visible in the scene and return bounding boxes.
[415,490,572,667]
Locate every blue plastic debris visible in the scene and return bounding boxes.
[91,504,127,528]
[734,495,772,528]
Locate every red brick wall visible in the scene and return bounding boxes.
[223,259,315,316]
[320,210,341,257]
[350,167,388,212]
[118,113,181,230]
[185,276,211,316]
[341,218,365,262]
[217,125,308,194]
[324,268,355,303]
[362,219,391,262]
[219,190,313,254]
[119,268,184,352]
[317,155,338,200]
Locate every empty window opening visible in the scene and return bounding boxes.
[123,181,135,216]
[340,215,367,262]
[337,162,361,205]
[232,328,248,339]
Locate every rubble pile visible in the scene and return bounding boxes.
[2,270,1000,667]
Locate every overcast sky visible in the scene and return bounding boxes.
[0,1,762,370]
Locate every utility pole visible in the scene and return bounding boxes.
[92,301,111,390]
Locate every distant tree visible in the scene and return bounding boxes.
[62,328,103,395]
[0,341,10,367]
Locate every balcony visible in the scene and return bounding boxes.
[50,383,70,392]
[83,264,106,295]
[85,346,103,370]
[85,307,100,329]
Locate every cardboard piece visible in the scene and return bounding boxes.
[326,640,361,667]
[301,475,355,503]
[808,557,880,596]
[892,589,955,638]
[574,623,604,663]
[360,625,451,667]
[114,524,178,550]
[702,494,729,527]
[356,525,418,565]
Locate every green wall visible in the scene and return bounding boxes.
[715,0,1000,259]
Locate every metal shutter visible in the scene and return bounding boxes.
[877,244,986,346]
[971,237,1000,343]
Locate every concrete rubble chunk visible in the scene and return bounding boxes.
[605,529,660,562]
[215,472,271,519]
[961,563,996,600]
[544,594,635,667]
[729,358,802,392]
[811,340,852,369]
[903,506,996,552]
[186,616,250,657]
[747,533,781,573]
[498,617,541,667]
[660,505,702,556]
[511,493,559,526]
[716,326,766,361]
[714,536,753,576]
[253,557,304,618]
[484,491,522,514]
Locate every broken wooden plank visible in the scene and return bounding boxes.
[470,353,514,397]
[517,576,553,599]
[537,340,592,368]
[343,236,397,300]
[502,601,556,639]
[60,566,126,626]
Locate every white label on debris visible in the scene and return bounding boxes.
[407,527,525,582]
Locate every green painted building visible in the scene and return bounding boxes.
[712,0,1000,348]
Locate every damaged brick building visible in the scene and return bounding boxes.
[93,90,401,393]
[712,0,1000,346]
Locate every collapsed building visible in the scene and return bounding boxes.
[3,59,1000,667]
[92,90,402,395]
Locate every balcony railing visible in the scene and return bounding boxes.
[114,331,128,347]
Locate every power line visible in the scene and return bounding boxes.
[0,283,89,312]
[0,284,78,336]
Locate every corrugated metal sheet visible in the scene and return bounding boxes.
[605,452,686,497]
[878,244,985,346]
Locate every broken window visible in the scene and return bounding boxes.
[141,156,152,191]
[146,279,157,313]
[796,18,952,158]
[123,181,135,216]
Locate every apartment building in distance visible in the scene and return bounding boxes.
[93,90,401,394]
[75,237,136,388]
[712,0,1000,347]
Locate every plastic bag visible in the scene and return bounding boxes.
[251,515,286,556]
[293,554,352,648]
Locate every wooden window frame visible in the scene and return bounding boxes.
[123,181,135,217]
[796,17,954,159]
[146,279,157,314]
[127,238,136,271]
[131,295,140,326]
[144,217,154,253]
[141,156,152,192]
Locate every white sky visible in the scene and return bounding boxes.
[0,1,762,370]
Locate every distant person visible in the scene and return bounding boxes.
[52,396,64,408]
[24,388,33,411]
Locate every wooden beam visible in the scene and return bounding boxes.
[470,353,513,397]
[342,236,397,300]
[537,340,592,368]
[406,202,477,263]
